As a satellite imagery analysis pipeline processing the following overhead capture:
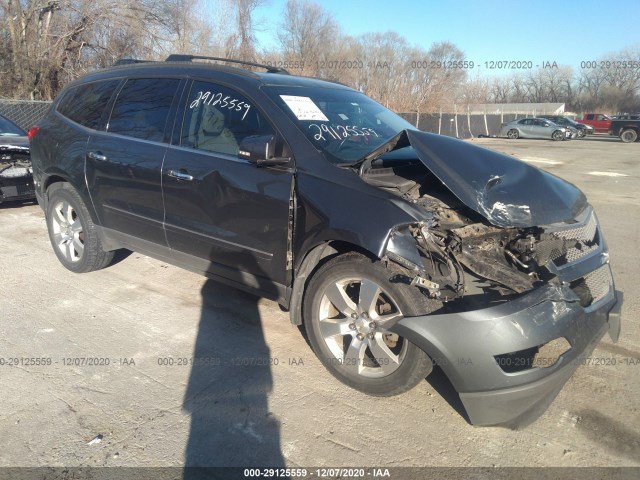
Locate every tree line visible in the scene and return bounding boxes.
[2,0,639,114]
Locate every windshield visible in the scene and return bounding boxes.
[0,116,26,136]
[263,86,415,164]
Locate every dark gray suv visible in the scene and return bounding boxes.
[29,55,621,427]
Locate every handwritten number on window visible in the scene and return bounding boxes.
[308,123,379,141]
[190,91,251,120]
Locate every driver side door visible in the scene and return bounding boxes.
[161,80,294,297]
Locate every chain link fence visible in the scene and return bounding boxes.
[0,99,52,131]
[399,112,529,139]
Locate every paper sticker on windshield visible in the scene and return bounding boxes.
[280,95,329,121]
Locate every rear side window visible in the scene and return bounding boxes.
[57,80,120,129]
[107,78,180,142]
[587,114,594,120]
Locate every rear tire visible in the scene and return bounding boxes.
[303,252,440,396]
[620,129,638,143]
[45,183,115,273]
[507,129,519,139]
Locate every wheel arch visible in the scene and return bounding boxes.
[287,240,378,325]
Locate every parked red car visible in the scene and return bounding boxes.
[578,113,612,133]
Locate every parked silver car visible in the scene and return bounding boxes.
[500,117,569,141]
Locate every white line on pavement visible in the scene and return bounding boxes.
[587,171,630,177]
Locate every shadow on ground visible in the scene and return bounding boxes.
[183,278,285,478]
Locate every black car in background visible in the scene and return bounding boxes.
[0,114,35,204]
[29,56,621,427]
[538,115,594,138]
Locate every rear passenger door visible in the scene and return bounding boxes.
[85,77,182,246]
[50,79,122,195]
[162,80,294,293]
[518,119,533,136]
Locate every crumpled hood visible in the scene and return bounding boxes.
[403,130,587,228]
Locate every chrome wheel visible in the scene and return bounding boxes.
[507,129,519,139]
[50,200,84,262]
[318,277,408,378]
[552,130,564,141]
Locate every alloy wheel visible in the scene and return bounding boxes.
[50,200,84,262]
[317,277,408,378]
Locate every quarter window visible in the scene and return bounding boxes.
[57,80,120,129]
[181,81,274,156]
[107,78,180,142]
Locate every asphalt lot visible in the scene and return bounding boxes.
[0,135,639,470]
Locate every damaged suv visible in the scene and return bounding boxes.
[29,56,621,427]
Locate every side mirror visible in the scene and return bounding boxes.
[238,135,290,166]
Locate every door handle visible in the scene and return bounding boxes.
[167,169,194,181]
[87,151,107,162]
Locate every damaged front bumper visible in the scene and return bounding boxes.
[0,175,35,203]
[389,266,620,427]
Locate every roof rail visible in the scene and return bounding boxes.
[112,58,156,66]
[165,54,289,75]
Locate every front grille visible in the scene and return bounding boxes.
[0,183,34,199]
[583,265,613,304]
[570,264,613,307]
[549,210,600,265]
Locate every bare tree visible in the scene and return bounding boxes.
[276,0,338,75]
[405,41,467,115]
[223,0,265,62]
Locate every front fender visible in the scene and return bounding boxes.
[293,171,431,270]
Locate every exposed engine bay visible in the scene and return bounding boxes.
[0,151,34,203]
[0,156,31,176]
[360,155,601,309]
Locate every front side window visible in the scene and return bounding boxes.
[264,86,415,164]
[57,80,120,129]
[180,81,274,156]
[107,78,180,142]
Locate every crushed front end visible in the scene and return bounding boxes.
[362,131,621,427]
[385,206,619,427]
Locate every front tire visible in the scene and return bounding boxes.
[552,130,564,141]
[303,253,439,396]
[620,129,638,143]
[46,183,115,273]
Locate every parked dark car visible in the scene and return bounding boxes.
[0,114,35,204]
[538,115,594,138]
[29,56,621,427]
